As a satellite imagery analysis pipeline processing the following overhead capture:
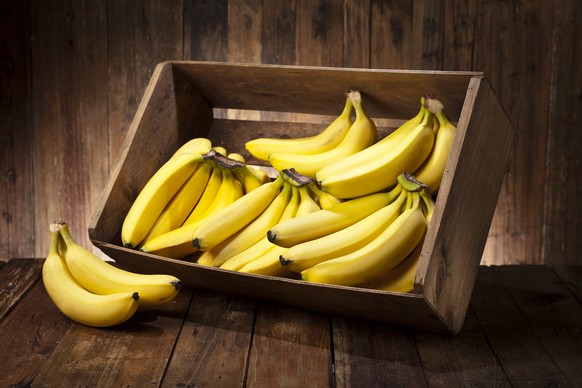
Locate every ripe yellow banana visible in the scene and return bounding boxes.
[43,223,140,327]
[203,182,292,267]
[267,185,401,248]
[183,167,223,226]
[376,97,425,145]
[219,185,301,271]
[245,95,354,161]
[58,222,181,305]
[141,162,213,246]
[212,146,228,156]
[140,169,243,258]
[192,175,285,251]
[121,152,203,248]
[281,187,407,273]
[227,152,246,163]
[297,185,322,214]
[413,100,457,194]
[232,165,265,193]
[301,192,427,286]
[267,91,376,177]
[315,105,435,199]
[171,137,212,159]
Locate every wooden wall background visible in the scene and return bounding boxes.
[1,0,581,265]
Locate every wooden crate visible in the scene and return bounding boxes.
[89,61,514,335]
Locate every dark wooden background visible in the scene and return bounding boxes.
[1,0,581,266]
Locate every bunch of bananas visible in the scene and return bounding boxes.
[121,138,271,259]
[43,221,181,327]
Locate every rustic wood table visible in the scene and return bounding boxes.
[1,258,581,387]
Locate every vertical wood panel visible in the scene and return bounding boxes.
[411,0,445,70]
[343,0,370,69]
[0,0,33,259]
[261,0,296,65]
[443,0,477,71]
[544,0,582,265]
[370,0,413,69]
[184,0,228,61]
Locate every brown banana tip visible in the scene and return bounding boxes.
[171,280,182,290]
[124,243,135,249]
[192,238,201,249]
[279,255,292,266]
[132,292,140,301]
[267,231,276,243]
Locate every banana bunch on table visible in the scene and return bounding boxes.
[42,221,181,327]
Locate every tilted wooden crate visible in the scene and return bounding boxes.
[89,61,514,335]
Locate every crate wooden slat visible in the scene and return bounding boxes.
[89,61,514,334]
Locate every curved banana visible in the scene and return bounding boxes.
[192,175,285,251]
[245,95,353,161]
[232,166,264,193]
[227,152,246,163]
[297,185,321,214]
[171,137,212,159]
[413,101,456,194]
[121,152,203,248]
[183,167,223,226]
[43,223,140,327]
[212,146,227,156]
[238,244,290,277]
[140,170,243,258]
[376,97,425,145]
[203,182,292,267]
[315,105,435,199]
[267,91,376,177]
[301,192,427,286]
[58,222,181,305]
[306,181,341,209]
[141,162,213,245]
[219,185,301,271]
[281,187,407,273]
[267,185,401,248]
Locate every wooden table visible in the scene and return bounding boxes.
[1,259,581,387]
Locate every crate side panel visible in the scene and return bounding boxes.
[416,77,514,334]
[173,61,478,120]
[89,63,213,243]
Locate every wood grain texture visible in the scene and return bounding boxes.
[0,258,43,321]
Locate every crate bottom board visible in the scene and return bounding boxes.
[93,241,451,334]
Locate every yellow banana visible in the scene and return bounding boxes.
[58,222,181,305]
[141,162,213,245]
[219,185,301,271]
[232,165,265,193]
[357,233,425,293]
[315,105,435,199]
[267,185,401,248]
[121,152,204,248]
[306,181,342,209]
[413,100,456,194]
[212,146,227,156]
[267,91,376,177]
[281,187,407,273]
[43,223,140,327]
[183,167,223,226]
[203,182,293,267]
[297,185,321,214]
[192,175,285,251]
[245,94,353,161]
[171,137,213,159]
[301,192,427,286]
[227,152,246,163]
[140,170,243,258]
[376,97,425,145]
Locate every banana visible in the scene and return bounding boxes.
[237,244,291,277]
[357,233,425,293]
[43,223,140,327]
[202,182,293,267]
[192,175,285,251]
[280,186,407,273]
[297,185,321,214]
[171,137,212,159]
[182,167,223,226]
[227,152,246,163]
[140,162,213,245]
[267,185,401,248]
[219,185,301,271]
[306,181,342,209]
[301,191,427,286]
[212,146,228,156]
[140,169,243,258]
[121,151,203,248]
[267,91,376,177]
[232,166,265,193]
[315,101,435,199]
[245,94,354,161]
[413,99,456,193]
[376,97,425,145]
[58,222,181,305]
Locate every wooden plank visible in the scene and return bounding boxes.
[370,0,413,69]
[294,0,344,67]
[332,317,426,387]
[553,266,582,304]
[470,266,570,386]
[0,281,72,387]
[30,0,108,257]
[493,265,582,386]
[543,0,582,265]
[261,0,296,65]
[411,0,445,70]
[414,310,510,386]
[32,286,192,386]
[245,302,332,387]
[0,0,34,260]
[343,0,370,68]
[184,0,228,61]
[0,258,44,322]
[161,290,255,386]
[443,0,477,70]
[477,0,554,265]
